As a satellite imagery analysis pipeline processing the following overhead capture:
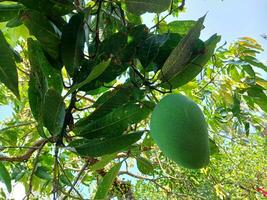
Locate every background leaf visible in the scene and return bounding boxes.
[76,102,152,139]
[0,162,12,193]
[61,13,85,76]
[125,0,171,15]
[94,162,122,200]
[161,34,221,89]
[136,156,154,175]
[21,10,61,59]
[43,89,65,135]
[70,131,144,157]
[159,15,206,82]
[18,0,74,16]
[0,4,24,22]
[76,84,144,127]
[0,30,19,98]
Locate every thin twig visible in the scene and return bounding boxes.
[58,161,84,199]
[62,161,89,200]
[0,121,35,133]
[118,171,171,195]
[0,139,47,162]
[178,0,186,10]
[53,145,59,200]
[24,141,46,200]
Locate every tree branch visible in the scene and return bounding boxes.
[62,161,90,200]
[0,139,47,162]
[24,141,46,200]
[0,121,35,133]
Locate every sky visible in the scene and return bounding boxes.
[178,0,267,59]
[0,0,266,198]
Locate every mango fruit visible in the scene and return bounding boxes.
[150,94,210,169]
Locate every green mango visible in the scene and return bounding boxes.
[150,94,210,169]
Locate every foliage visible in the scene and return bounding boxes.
[0,0,266,199]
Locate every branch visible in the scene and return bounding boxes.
[24,141,46,200]
[0,139,47,162]
[62,161,90,200]
[178,0,186,10]
[0,121,35,133]
[53,145,59,200]
[118,171,171,195]
[58,161,84,199]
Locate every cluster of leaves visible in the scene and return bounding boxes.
[0,0,266,199]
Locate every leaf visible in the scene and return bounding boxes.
[136,156,154,175]
[28,39,63,93]
[61,13,85,76]
[154,33,183,68]
[75,84,144,128]
[43,89,65,135]
[78,25,148,92]
[0,162,12,193]
[94,162,122,200]
[246,85,267,112]
[125,0,171,15]
[34,166,52,180]
[242,55,267,73]
[161,34,221,89]
[21,10,61,59]
[70,131,144,157]
[0,30,19,98]
[159,15,206,82]
[0,4,24,22]
[90,154,117,171]
[6,15,23,28]
[137,33,169,70]
[28,71,47,120]
[209,139,219,155]
[65,59,111,97]
[166,20,199,35]
[18,0,74,16]
[76,102,152,139]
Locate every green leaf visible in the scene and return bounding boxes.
[0,3,24,22]
[159,15,206,82]
[61,13,85,76]
[137,34,169,70]
[154,33,183,68]
[18,0,74,16]
[209,139,219,155]
[76,102,152,139]
[94,162,122,200]
[6,15,23,28]
[65,59,111,97]
[242,55,267,73]
[28,70,47,120]
[21,10,61,59]
[125,0,171,15]
[27,38,63,136]
[136,156,154,175]
[161,34,221,89]
[246,85,267,112]
[75,84,144,128]
[166,20,204,35]
[0,162,12,193]
[34,166,52,180]
[70,131,144,157]
[43,89,65,135]
[28,39,63,93]
[0,30,19,98]
[90,154,117,171]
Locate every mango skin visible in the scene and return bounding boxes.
[150,94,210,169]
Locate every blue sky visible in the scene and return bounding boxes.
[178,0,267,59]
